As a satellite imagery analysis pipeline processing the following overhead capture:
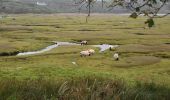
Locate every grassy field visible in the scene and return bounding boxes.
[0,14,170,99]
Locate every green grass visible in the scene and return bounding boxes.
[0,77,170,100]
[0,14,170,89]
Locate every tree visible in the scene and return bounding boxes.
[74,0,98,22]
[74,0,170,27]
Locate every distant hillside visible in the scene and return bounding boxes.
[0,0,77,13]
[0,0,169,14]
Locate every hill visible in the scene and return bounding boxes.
[0,0,169,14]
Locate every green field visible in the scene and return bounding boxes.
[0,14,170,84]
[0,14,170,86]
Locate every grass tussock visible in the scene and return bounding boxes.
[0,77,170,100]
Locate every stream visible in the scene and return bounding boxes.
[17,42,118,56]
[93,44,119,52]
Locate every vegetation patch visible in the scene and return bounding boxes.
[118,44,170,53]
[0,77,170,100]
[0,14,170,94]
[133,33,146,35]
[153,52,170,59]
[113,56,160,68]
[78,29,101,31]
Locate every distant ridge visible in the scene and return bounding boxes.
[0,0,169,14]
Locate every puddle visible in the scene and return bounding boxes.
[93,44,119,52]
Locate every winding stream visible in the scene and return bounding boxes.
[17,42,80,56]
[17,42,118,56]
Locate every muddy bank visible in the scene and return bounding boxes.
[0,51,19,56]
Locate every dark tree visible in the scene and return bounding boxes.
[109,0,169,27]
[74,0,98,22]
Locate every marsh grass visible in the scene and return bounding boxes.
[0,14,170,99]
[0,77,169,100]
